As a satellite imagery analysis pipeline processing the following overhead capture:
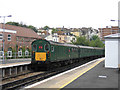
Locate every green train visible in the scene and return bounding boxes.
[31,39,104,69]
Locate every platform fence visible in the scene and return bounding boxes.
[0,51,31,60]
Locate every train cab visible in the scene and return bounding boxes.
[31,39,51,64]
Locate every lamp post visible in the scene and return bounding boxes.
[110,20,120,33]
[0,15,12,62]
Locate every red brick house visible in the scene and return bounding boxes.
[99,26,119,40]
[0,24,41,58]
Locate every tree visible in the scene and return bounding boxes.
[73,35,104,48]
[6,22,19,26]
[73,36,89,46]
[43,26,50,30]
[90,35,99,41]
[6,21,38,33]
[28,25,38,33]
[89,37,104,48]
[52,28,57,34]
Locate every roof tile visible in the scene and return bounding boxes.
[0,24,41,39]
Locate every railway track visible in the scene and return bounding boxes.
[2,71,32,81]
[2,57,98,90]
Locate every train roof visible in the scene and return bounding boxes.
[33,39,104,49]
[78,45,94,49]
[49,40,78,47]
[49,41,103,49]
[78,45,103,50]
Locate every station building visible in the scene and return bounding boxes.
[0,24,41,58]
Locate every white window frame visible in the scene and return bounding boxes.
[0,51,3,58]
[51,46,54,52]
[25,50,29,56]
[8,34,11,41]
[44,44,50,51]
[16,37,19,41]
[18,50,22,57]
[0,34,3,41]
[7,51,12,57]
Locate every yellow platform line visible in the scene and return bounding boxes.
[59,58,105,89]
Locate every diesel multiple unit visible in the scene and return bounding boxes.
[31,39,104,69]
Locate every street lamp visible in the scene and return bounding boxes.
[0,15,12,62]
[110,19,120,33]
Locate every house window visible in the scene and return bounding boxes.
[18,48,22,57]
[25,49,29,56]
[8,34,11,41]
[16,37,19,41]
[7,51,12,57]
[64,37,67,40]
[21,38,24,41]
[0,34,3,41]
[7,48,12,57]
[0,51,3,58]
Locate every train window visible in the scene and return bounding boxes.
[51,46,54,52]
[74,48,76,52]
[44,44,50,51]
[33,44,37,51]
[71,48,72,51]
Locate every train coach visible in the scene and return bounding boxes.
[31,39,104,70]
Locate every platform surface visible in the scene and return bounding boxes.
[0,58,31,64]
[64,61,118,89]
[24,57,120,89]
[0,60,31,68]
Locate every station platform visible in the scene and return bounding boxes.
[0,58,31,65]
[0,60,31,68]
[25,57,119,89]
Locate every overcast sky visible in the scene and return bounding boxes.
[0,0,119,29]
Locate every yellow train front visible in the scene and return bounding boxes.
[31,39,51,69]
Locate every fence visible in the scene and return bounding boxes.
[0,51,31,60]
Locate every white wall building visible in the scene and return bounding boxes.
[45,30,59,42]
[104,33,120,68]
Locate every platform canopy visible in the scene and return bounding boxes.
[104,33,120,39]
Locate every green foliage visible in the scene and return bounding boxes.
[6,21,38,33]
[43,26,50,30]
[89,35,104,48]
[73,36,89,46]
[22,46,26,53]
[6,22,19,26]
[90,35,99,41]
[28,25,38,33]
[73,35,104,48]
[52,28,58,34]
[89,38,104,48]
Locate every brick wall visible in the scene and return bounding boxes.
[99,26,119,40]
[0,32,36,52]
